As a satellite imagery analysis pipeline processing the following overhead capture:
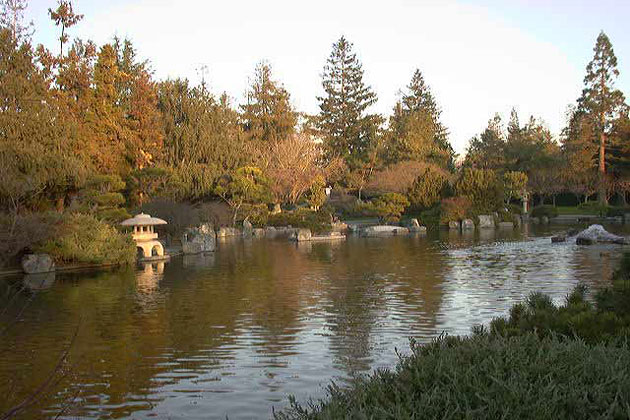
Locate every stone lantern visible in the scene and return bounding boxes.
[121,213,168,260]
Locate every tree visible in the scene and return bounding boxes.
[259,133,338,207]
[366,193,410,223]
[215,166,270,226]
[455,168,503,214]
[0,0,33,42]
[408,166,451,210]
[317,36,381,168]
[464,114,506,170]
[576,31,626,204]
[240,61,297,143]
[503,171,528,204]
[48,0,83,57]
[0,28,83,217]
[386,69,454,168]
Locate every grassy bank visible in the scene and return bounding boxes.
[277,255,630,419]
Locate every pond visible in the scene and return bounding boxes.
[0,224,627,419]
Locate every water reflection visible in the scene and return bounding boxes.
[0,226,626,419]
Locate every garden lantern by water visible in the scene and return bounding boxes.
[121,213,168,260]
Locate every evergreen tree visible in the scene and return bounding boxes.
[576,31,626,204]
[317,36,381,168]
[240,61,296,143]
[386,69,454,168]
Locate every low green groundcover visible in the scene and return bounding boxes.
[277,333,630,419]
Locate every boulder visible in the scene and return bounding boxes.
[462,219,475,230]
[265,226,277,238]
[22,272,56,290]
[551,235,566,243]
[448,220,460,230]
[531,217,540,224]
[253,228,265,238]
[409,225,427,234]
[575,224,628,245]
[217,226,241,237]
[408,218,421,229]
[182,224,216,254]
[478,215,495,229]
[21,253,55,274]
[291,228,312,242]
[498,221,514,229]
[331,221,348,233]
[242,220,253,238]
[271,203,282,215]
[362,225,410,237]
[541,216,549,224]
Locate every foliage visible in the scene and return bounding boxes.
[267,208,332,234]
[0,212,61,267]
[363,193,410,223]
[365,161,433,196]
[503,170,528,203]
[455,168,503,214]
[277,333,630,420]
[606,206,630,218]
[240,61,297,143]
[418,206,441,228]
[214,166,271,226]
[306,176,327,210]
[530,205,559,219]
[39,213,135,265]
[407,166,451,210]
[317,36,381,168]
[73,174,130,222]
[577,201,609,216]
[385,69,454,168]
[439,196,472,224]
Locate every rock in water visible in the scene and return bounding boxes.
[291,228,312,242]
[21,254,55,274]
[448,221,460,230]
[478,215,495,229]
[551,235,566,243]
[462,219,475,230]
[182,224,216,254]
[362,225,410,237]
[242,220,253,238]
[498,221,514,229]
[575,224,627,245]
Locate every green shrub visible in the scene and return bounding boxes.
[509,203,523,215]
[407,167,450,210]
[419,206,441,228]
[578,201,608,216]
[268,208,333,234]
[455,168,504,214]
[277,333,630,420]
[531,205,558,219]
[362,193,410,223]
[39,213,135,265]
[606,206,630,218]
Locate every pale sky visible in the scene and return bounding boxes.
[26,0,630,155]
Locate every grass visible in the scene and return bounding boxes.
[276,254,630,420]
[555,206,599,215]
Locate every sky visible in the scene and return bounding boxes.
[25,0,630,155]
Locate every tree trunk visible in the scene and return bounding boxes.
[622,192,628,207]
[599,132,607,205]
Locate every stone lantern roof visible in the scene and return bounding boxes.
[120,213,167,227]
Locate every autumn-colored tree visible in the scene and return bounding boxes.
[0,0,32,41]
[575,32,626,204]
[240,61,297,143]
[48,0,82,57]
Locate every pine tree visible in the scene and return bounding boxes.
[387,69,453,168]
[317,36,381,168]
[577,31,626,204]
[240,61,296,143]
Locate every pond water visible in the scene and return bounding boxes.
[0,224,627,419]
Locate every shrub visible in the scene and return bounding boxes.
[277,333,630,420]
[606,206,630,218]
[363,193,410,223]
[268,208,333,234]
[407,166,451,210]
[509,203,523,215]
[39,214,135,265]
[455,168,504,214]
[419,206,441,228]
[578,201,608,216]
[439,196,472,224]
[0,212,61,268]
[531,205,558,219]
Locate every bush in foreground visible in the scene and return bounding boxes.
[39,213,135,265]
[530,204,558,219]
[277,333,630,420]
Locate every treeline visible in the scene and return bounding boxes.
[0,0,453,226]
[1,0,629,232]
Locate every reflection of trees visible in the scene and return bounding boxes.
[321,236,447,376]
